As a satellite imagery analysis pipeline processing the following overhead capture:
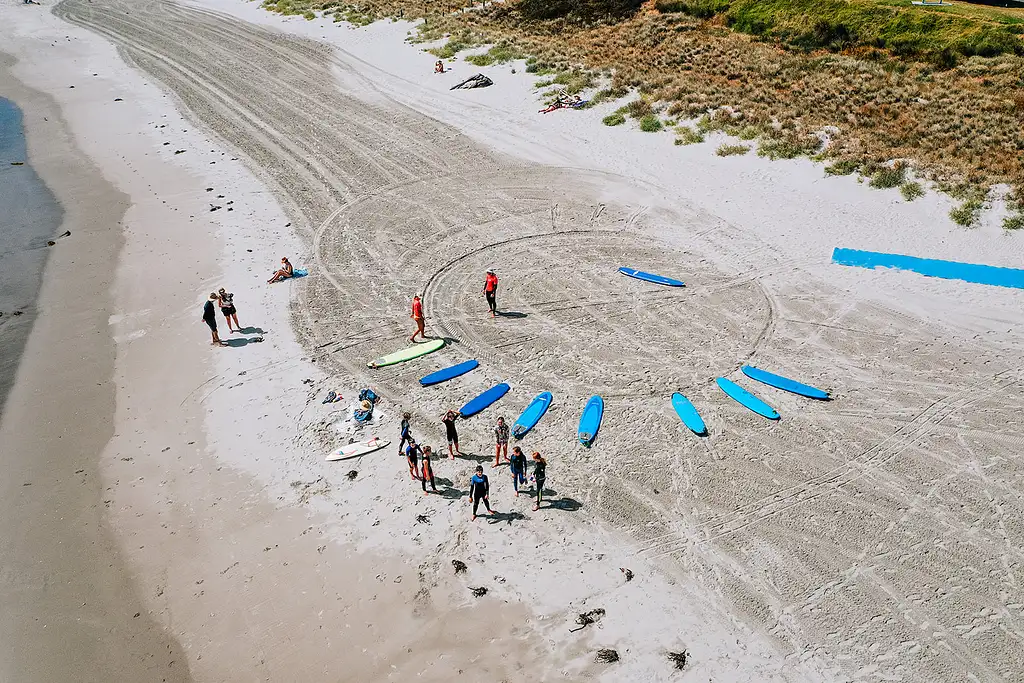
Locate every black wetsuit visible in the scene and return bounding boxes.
[510,452,527,493]
[399,418,412,455]
[469,473,492,516]
[442,414,459,446]
[406,443,422,479]
[421,457,437,492]
[202,300,217,331]
[533,459,546,506]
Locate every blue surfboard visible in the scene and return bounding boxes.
[671,393,707,435]
[619,267,685,287]
[419,359,479,387]
[716,378,779,420]
[741,366,829,400]
[578,395,604,447]
[459,383,510,418]
[512,391,552,439]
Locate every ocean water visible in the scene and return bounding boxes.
[0,96,64,416]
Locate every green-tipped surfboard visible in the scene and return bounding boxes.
[367,338,444,368]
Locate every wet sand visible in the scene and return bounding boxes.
[0,60,193,682]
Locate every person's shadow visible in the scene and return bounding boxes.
[487,510,527,525]
[237,326,265,334]
[541,496,583,512]
[496,311,528,319]
[434,477,465,500]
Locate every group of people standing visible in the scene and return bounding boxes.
[201,287,241,346]
[399,411,549,517]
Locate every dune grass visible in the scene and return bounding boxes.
[716,143,751,156]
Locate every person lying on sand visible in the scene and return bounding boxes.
[434,60,445,74]
[267,256,293,284]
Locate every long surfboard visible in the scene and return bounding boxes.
[578,395,604,447]
[459,383,510,418]
[326,437,390,462]
[420,359,479,386]
[671,393,707,435]
[512,391,552,439]
[619,267,685,287]
[367,338,444,368]
[716,378,779,420]
[741,366,829,400]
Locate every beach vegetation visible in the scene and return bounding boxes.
[639,114,664,131]
[900,181,925,201]
[675,126,704,145]
[825,159,860,176]
[603,111,627,126]
[949,197,984,227]
[467,42,525,66]
[1003,213,1024,230]
[869,163,907,189]
[716,143,750,156]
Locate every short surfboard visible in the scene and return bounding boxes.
[716,378,779,420]
[459,383,510,418]
[513,391,553,439]
[671,393,707,435]
[420,359,479,387]
[578,395,604,447]
[326,437,390,462]
[741,366,829,400]
[367,338,444,368]
[619,267,685,287]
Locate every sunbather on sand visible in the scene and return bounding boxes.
[267,256,293,283]
[434,60,445,73]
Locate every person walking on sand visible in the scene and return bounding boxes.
[398,412,413,455]
[405,439,422,481]
[483,269,498,317]
[217,287,241,332]
[442,410,462,459]
[469,465,493,520]
[493,416,510,467]
[409,294,426,342]
[267,256,293,284]
[421,446,438,494]
[531,452,547,511]
[202,293,227,347]
[510,446,528,496]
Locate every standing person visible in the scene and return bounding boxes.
[469,465,493,521]
[420,446,438,494]
[202,293,227,347]
[217,287,241,332]
[267,257,293,284]
[531,452,547,512]
[441,410,462,459]
[409,294,426,342]
[398,412,413,455]
[493,416,510,467]
[510,446,528,496]
[483,269,498,317]
[405,439,422,481]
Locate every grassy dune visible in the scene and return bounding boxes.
[265,0,1024,226]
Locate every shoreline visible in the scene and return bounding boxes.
[0,54,193,682]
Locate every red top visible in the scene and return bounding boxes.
[412,299,423,319]
[484,273,498,292]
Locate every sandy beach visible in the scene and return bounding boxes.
[1,0,1022,680]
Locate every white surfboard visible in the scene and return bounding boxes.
[325,437,390,462]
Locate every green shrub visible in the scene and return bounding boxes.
[655,0,731,19]
[1003,214,1024,230]
[624,99,654,119]
[757,135,817,160]
[869,164,907,189]
[949,198,983,227]
[716,143,751,156]
[466,53,495,66]
[825,159,860,176]
[900,181,925,201]
[675,126,704,145]
[603,112,627,126]
[737,125,760,140]
[639,115,664,132]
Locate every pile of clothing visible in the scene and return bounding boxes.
[354,388,378,424]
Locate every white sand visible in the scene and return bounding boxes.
[3,0,1023,680]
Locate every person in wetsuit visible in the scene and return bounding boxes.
[531,452,547,511]
[483,270,498,317]
[405,439,422,481]
[510,446,528,496]
[399,412,413,455]
[421,446,437,494]
[441,410,462,459]
[469,465,493,520]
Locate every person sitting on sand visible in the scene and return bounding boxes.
[267,257,293,284]
[434,60,445,74]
